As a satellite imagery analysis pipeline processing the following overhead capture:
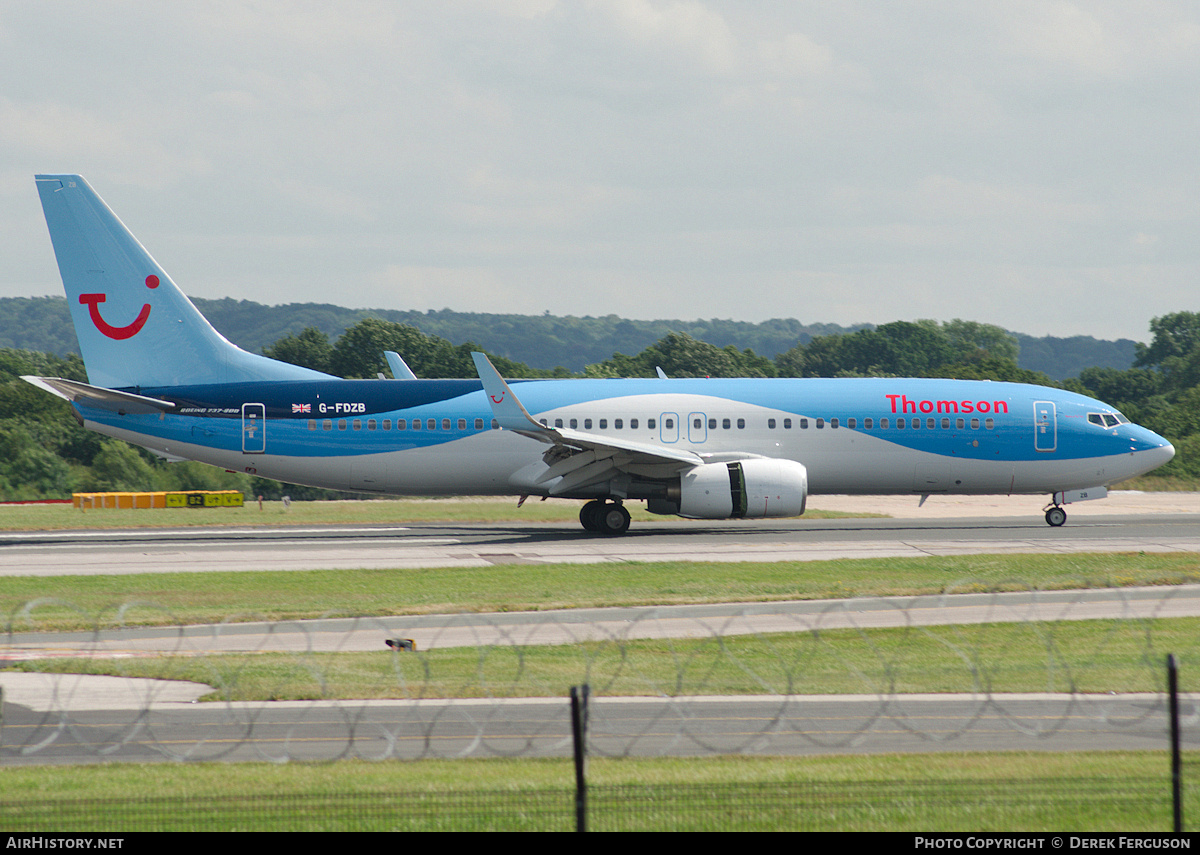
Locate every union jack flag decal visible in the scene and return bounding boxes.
[292,403,311,413]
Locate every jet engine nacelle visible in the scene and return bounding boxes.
[670,458,808,520]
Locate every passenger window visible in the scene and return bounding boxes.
[830,418,839,429]
[956,418,964,429]
[783,418,792,429]
[708,418,716,429]
[985,418,994,429]
[555,418,563,428]
[383,419,391,430]
[427,419,436,430]
[722,418,731,429]
[880,417,889,429]
[491,418,499,429]
[443,419,452,430]
[308,419,316,431]
[768,418,776,429]
[816,418,824,429]
[368,419,376,430]
[570,418,578,429]
[630,418,639,429]
[911,418,919,430]
[941,418,949,429]
[800,418,808,429]
[615,419,623,429]
[585,419,593,429]
[322,419,331,431]
[897,418,906,429]
[353,419,362,430]
[864,418,873,429]
[926,418,934,429]
[847,418,856,429]
[458,419,466,430]
[737,418,745,429]
[412,419,421,431]
[397,419,407,430]
[648,418,656,429]
[599,419,607,429]
[694,418,702,429]
[338,419,347,430]
[475,418,484,430]
[971,418,980,429]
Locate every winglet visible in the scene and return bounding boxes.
[384,351,417,380]
[471,352,547,433]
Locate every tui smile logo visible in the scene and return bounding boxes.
[79,275,159,340]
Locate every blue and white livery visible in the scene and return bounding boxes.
[26,175,1175,534]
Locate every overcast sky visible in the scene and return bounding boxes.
[1,1,1197,343]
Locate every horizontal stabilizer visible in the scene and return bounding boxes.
[22,376,175,415]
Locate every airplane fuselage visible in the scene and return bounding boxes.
[80,375,1173,501]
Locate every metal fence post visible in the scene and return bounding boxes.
[1168,654,1182,833]
[571,684,590,833]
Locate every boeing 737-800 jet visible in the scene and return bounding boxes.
[24,175,1175,535]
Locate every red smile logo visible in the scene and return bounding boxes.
[79,275,159,340]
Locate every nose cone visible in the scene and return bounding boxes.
[1149,439,1176,469]
[1130,425,1174,475]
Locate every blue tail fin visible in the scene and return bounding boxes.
[34,174,333,388]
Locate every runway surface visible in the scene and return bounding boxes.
[2,512,1200,575]
[3,689,1193,765]
[1,495,1197,764]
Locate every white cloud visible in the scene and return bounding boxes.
[2,1,1199,343]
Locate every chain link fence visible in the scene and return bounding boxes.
[2,587,1198,829]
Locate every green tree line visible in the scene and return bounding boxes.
[0,296,1137,380]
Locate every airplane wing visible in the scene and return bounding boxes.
[472,353,755,496]
[22,376,176,415]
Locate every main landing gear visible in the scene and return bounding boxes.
[580,500,631,536]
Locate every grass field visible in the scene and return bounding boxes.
[16,614,1196,699]
[0,753,1190,831]
[4,551,1198,631]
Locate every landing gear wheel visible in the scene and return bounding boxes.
[1045,506,1067,527]
[597,502,631,536]
[580,500,604,532]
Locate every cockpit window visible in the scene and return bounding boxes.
[1089,412,1126,428]
[1088,413,1104,427]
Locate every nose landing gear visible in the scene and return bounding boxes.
[1044,505,1067,527]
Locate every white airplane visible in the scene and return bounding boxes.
[25,175,1175,535]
